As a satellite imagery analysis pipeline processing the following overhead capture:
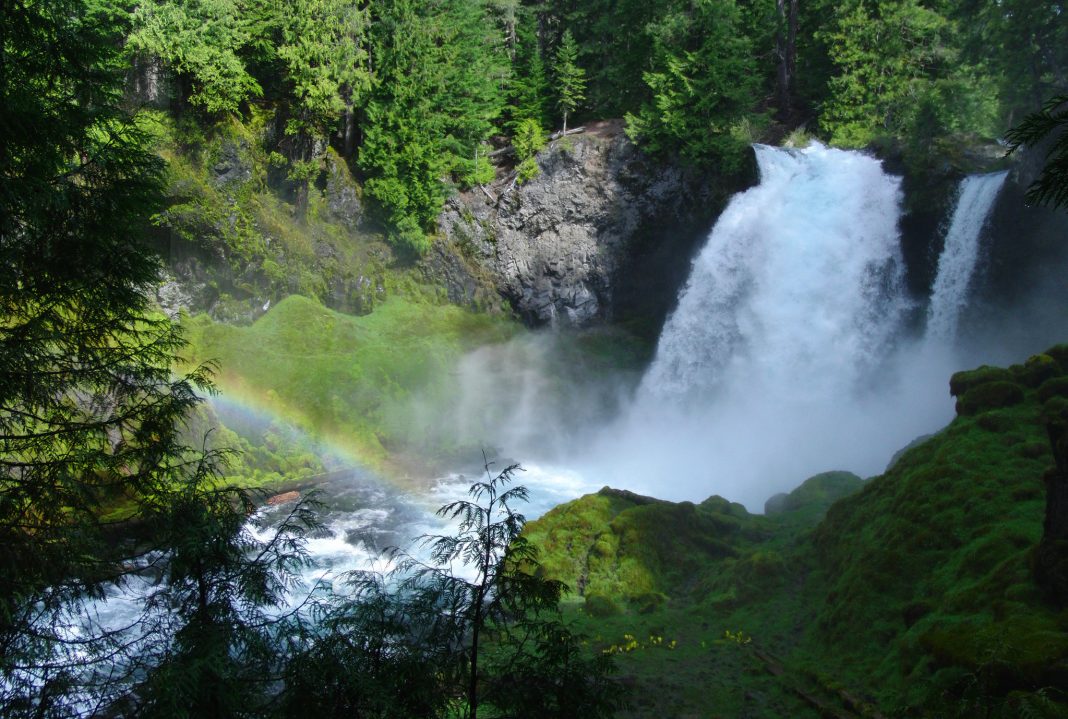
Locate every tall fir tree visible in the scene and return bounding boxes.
[128,0,261,113]
[552,29,586,133]
[0,0,226,712]
[360,0,508,254]
[507,13,551,132]
[624,0,758,168]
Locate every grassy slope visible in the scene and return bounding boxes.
[182,294,516,477]
[149,110,521,488]
[525,351,1068,717]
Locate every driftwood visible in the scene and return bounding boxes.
[266,490,300,506]
[486,126,586,158]
[549,126,585,141]
[750,646,884,719]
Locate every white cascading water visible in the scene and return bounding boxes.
[584,143,958,509]
[640,143,909,401]
[925,171,1009,340]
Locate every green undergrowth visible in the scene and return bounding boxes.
[527,347,1068,717]
[181,294,517,476]
[147,110,494,321]
[183,402,326,493]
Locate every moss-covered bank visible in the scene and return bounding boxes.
[181,294,517,479]
[524,348,1068,717]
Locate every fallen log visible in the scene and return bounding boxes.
[486,127,585,158]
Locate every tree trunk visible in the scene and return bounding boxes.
[1037,421,1068,604]
[775,0,799,120]
[343,107,357,158]
[467,601,481,719]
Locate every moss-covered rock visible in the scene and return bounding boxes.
[583,593,623,618]
[1038,376,1068,404]
[181,295,515,473]
[539,347,1068,717]
[763,471,864,516]
[1015,353,1063,388]
[956,380,1025,415]
[949,365,1014,397]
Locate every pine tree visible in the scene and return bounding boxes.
[0,0,233,712]
[553,30,586,133]
[818,0,950,147]
[360,0,508,254]
[133,486,321,718]
[624,0,757,168]
[1007,95,1068,210]
[128,0,261,113]
[507,13,550,132]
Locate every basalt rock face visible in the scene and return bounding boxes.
[439,122,741,331]
[960,155,1068,344]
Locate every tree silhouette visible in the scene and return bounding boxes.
[1008,95,1068,210]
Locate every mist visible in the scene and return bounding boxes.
[402,144,1068,513]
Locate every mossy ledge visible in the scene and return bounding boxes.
[525,347,1068,717]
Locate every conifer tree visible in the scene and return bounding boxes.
[133,486,320,718]
[553,30,586,133]
[624,0,757,167]
[360,0,507,254]
[1007,95,1068,210]
[128,0,261,113]
[0,0,265,713]
[507,14,550,131]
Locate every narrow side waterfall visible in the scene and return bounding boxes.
[641,144,909,401]
[586,143,958,510]
[925,171,1009,340]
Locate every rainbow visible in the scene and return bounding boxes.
[204,378,377,477]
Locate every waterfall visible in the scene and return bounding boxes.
[925,171,1009,340]
[588,143,957,510]
[640,143,909,402]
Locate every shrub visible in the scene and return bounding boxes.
[1019,354,1063,388]
[1038,376,1068,404]
[584,593,622,618]
[629,591,666,614]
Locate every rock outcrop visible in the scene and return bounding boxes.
[439,121,737,328]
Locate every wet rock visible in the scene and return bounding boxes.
[439,124,725,328]
[323,151,363,231]
[212,140,252,187]
[266,491,300,506]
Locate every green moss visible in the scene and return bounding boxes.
[583,593,623,618]
[1038,376,1068,403]
[182,295,516,472]
[1018,353,1063,388]
[950,365,1014,397]
[150,110,456,320]
[956,380,1025,415]
[764,470,864,517]
[529,345,1068,717]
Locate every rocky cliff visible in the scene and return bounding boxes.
[438,121,744,332]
